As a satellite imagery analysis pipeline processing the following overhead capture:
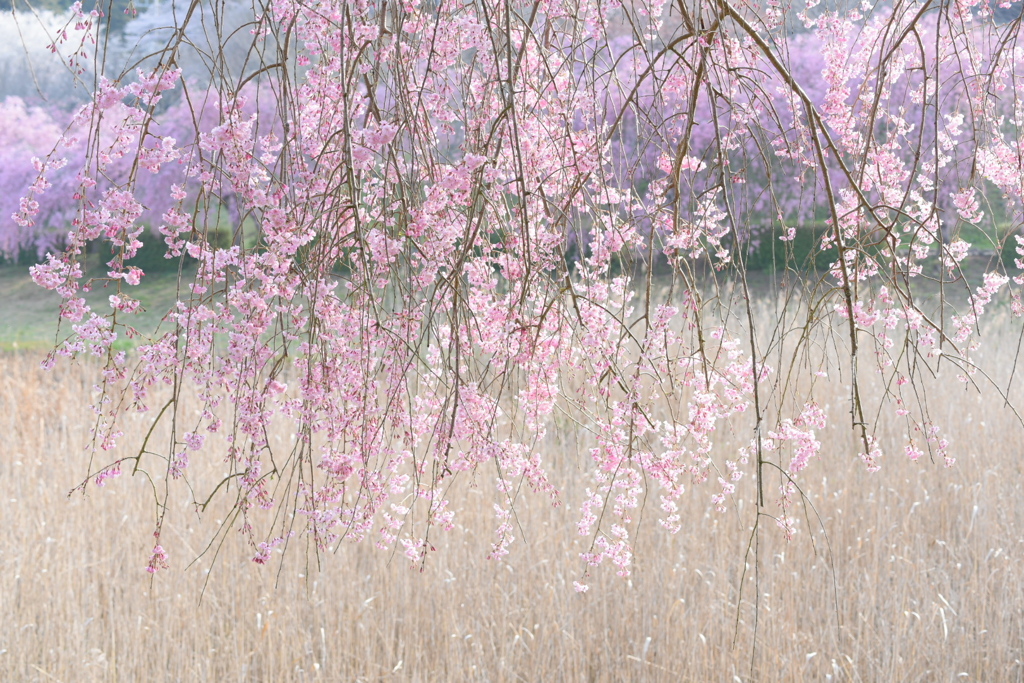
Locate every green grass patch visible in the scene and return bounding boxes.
[742,224,838,272]
[0,262,193,352]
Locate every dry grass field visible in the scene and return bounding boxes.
[2,316,1024,682]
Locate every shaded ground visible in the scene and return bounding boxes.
[0,263,188,350]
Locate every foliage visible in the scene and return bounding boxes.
[18,0,1024,587]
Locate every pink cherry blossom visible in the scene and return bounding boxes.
[21,0,1024,584]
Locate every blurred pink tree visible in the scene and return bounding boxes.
[0,97,80,258]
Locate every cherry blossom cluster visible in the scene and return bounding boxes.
[24,0,1024,583]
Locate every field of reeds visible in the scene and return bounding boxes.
[2,284,1024,681]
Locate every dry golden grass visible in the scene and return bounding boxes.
[2,330,1024,682]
